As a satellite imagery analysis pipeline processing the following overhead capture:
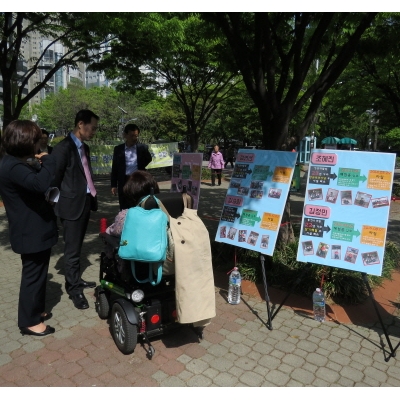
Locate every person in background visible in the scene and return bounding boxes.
[224,144,235,168]
[38,129,53,154]
[0,120,58,336]
[51,109,99,310]
[111,123,153,210]
[208,144,225,186]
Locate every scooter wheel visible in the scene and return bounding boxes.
[96,287,110,319]
[111,302,138,354]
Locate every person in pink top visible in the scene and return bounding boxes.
[208,145,225,186]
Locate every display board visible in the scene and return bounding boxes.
[215,149,297,255]
[296,149,396,276]
[170,153,203,209]
[89,142,178,174]
[146,142,179,169]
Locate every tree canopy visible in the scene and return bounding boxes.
[0,12,112,130]
[207,12,377,150]
[90,13,241,151]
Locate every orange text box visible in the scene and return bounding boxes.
[272,167,292,184]
[260,212,280,231]
[367,170,392,191]
[360,225,386,247]
[191,164,201,181]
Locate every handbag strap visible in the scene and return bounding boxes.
[131,261,163,286]
[139,194,171,223]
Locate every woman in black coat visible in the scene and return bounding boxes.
[0,120,58,336]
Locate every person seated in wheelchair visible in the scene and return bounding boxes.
[103,170,175,283]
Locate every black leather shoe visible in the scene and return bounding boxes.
[79,279,96,289]
[20,325,55,336]
[69,293,89,309]
[40,312,53,322]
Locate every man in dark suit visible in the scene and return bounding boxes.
[38,129,53,154]
[111,123,153,210]
[52,110,99,310]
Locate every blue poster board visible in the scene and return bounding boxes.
[296,149,396,276]
[215,150,297,255]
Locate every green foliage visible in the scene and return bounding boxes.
[201,167,212,180]
[50,136,65,146]
[385,128,400,149]
[229,239,400,305]
[1,12,114,128]
[90,13,240,151]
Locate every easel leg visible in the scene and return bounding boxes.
[259,254,273,330]
[361,273,399,361]
[270,262,312,320]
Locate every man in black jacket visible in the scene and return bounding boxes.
[52,110,99,310]
[111,123,153,210]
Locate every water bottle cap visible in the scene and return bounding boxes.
[316,288,321,292]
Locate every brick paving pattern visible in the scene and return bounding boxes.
[0,167,399,387]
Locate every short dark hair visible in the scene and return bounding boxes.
[1,120,42,157]
[41,129,50,137]
[123,170,159,208]
[74,109,99,127]
[124,124,140,134]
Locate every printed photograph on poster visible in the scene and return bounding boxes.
[227,227,237,240]
[187,180,192,192]
[238,230,247,242]
[326,188,339,204]
[177,179,183,191]
[340,190,352,205]
[250,181,264,190]
[171,183,178,192]
[247,231,259,246]
[250,190,263,199]
[238,186,250,195]
[220,226,227,238]
[192,186,198,196]
[372,196,390,208]
[230,179,242,189]
[268,188,282,199]
[354,191,372,208]
[331,245,341,260]
[344,247,359,264]
[361,251,380,266]
[316,242,329,258]
[308,188,323,201]
[260,235,270,249]
[302,241,314,255]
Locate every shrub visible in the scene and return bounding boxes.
[222,239,400,305]
[201,167,212,180]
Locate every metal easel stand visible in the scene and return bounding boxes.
[258,256,312,330]
[361,272,399,361]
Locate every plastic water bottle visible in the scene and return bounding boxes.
[228,267,241,305]
[312,288,326,322]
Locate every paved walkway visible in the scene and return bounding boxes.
[0,168,400,387]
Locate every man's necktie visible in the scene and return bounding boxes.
[80,146,97,197]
